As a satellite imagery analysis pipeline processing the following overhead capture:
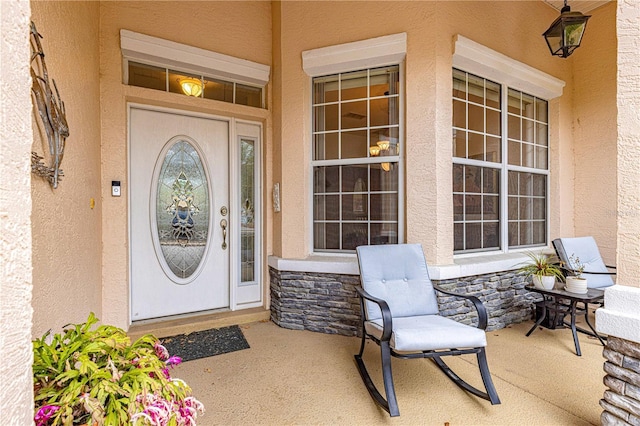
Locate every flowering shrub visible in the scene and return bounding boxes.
[33,313,204,425]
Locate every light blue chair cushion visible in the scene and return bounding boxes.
[555,236,614,288]
[365,315,487,352]
[356,244,439,320]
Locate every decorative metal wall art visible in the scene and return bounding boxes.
[30,21,69,188]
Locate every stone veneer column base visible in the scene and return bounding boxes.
[601,336,640,425]
[597,285,640,425]
[269,266,541,336]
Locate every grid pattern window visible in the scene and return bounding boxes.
[453,164,500,251]
[313,66,401,252]
[453,69,549,253]
[127,61,264,108]
[508,171,546,247]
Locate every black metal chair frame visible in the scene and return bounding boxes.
[551,238,616,317]
[354,284,501,417]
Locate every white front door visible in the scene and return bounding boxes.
[129,107,230,321]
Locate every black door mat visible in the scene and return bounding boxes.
[160,325,250,362]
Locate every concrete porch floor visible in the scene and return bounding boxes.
[155,312,607,426]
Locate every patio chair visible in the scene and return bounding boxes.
[552,237,616,289]
[354,244,500,417]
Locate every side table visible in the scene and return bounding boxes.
[525,285,606,356]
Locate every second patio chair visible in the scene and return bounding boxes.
[354,244,500,417]
[552,236,616,289]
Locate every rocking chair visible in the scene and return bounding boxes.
[552,236,616,289]
[354,244,501,417]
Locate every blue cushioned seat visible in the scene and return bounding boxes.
[353,244,500,417]
[552,236,615,289]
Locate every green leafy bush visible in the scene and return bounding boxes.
[33,313,204,425]
[517,251,565,281]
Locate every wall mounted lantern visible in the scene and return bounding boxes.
[543,0,591,58]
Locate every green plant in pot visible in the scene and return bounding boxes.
[518,251,564,290]
[564,254,588,293]
[32,313,204,425]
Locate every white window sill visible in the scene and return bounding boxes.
[268,251,538,280]
[268,254,361,276]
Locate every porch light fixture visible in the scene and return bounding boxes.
[178,77,204,97]
[543,0,591,58]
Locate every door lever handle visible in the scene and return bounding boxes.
[220,218,228,250]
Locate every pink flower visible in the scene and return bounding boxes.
[162,367,171,379]
[34,405,59,426]
[154,342,169,361]
[165,356,182,367]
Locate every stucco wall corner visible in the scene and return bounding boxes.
[596,285,640,345]
[0,0,35,423]
[616,0,640,285]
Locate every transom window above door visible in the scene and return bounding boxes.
[126,61,264,108]
[120,30,269,108]
[312,65,402,252]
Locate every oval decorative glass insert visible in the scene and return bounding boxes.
[156,139,210,279]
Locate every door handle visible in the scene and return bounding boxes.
[220,219,228,250]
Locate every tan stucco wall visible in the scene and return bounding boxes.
[573,2,618,264]
[30,1,102,337]
[99,1,272,329]
[0,0,34,422]
[271,1,284,255]
[274,1,575,264]
[616,0,640,287]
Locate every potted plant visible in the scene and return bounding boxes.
[518,251,564,290]
[33,313,204,425]
[564,254,588,293]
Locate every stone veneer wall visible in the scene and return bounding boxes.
[269,267,541,336]
[601,336,640,425]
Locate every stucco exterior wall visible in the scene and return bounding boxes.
[616,0,640,287]
[0,0,34,423]
[99,1,272,329]
[275,1,575,264]
[30,1,102,337]
[573,2,618,264]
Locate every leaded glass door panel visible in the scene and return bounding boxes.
[130,107,229,321]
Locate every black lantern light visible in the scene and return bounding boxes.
[543,0,591,58]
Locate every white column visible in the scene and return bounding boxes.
[614,1,640,287]
[597,0,640,335]
[596,3,640,423]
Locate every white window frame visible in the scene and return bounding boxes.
[120,30,270,107]
[121,30,270,86]
[452,35,565,100]
[452,35,565,257]
[232,121,263,308]
[303,34,407,253]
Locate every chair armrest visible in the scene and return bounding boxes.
[433,284,488,330]
[564,267,616,276]
[355,286,393,341]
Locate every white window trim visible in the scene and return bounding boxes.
[453,34,565,100]
[452,36,561,261]
[302,33,407,77]
[301,34,408,255]
[120,29,270,87]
